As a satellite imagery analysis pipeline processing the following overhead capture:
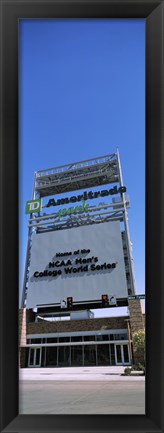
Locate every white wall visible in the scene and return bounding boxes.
[26,221,128,308]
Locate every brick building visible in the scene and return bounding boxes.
[19,299,145,368]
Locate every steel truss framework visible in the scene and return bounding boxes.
[21,151,136,308]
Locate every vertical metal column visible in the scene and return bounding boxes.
[82,344,84,367]
[21,231,32,307]
[44,341,47,367]
[95,344,98,366]
[57,344,59,367]
[21,172,38,307]
[116,149,136,294]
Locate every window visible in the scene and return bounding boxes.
[71,345,83,366]
[96,334,109,341]
[59,337,70,342]
[110,344,115,365]
[97,344,110,365]
[84,345,96,366]
[84,335,95,341]
[58,346,70,367]
[113,333,127,341]
[46,347,57,366]
[71,336,82,342]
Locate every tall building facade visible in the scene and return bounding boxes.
[20,152,144,368]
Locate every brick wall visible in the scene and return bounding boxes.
[19,308,35,345]
[19,309,36,367]
[128,300,144,334]
[27,316,128,335]
[128,300,145,364]
[26,308,35,323]
[19,308,26,346]
[20,347,26,368]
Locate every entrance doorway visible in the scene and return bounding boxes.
[114,344,130,365]
[28,348,41,367]
[26,341,131,368]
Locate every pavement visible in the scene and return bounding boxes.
[19,366,145,414]
[19,365,145,381]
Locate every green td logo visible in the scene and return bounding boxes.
[25,199,42,214]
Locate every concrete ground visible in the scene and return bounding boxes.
[19,366,145,415]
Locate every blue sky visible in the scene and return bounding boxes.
[19,19,145,315]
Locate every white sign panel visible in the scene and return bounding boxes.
[26,221,128,308]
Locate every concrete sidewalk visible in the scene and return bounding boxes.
[19,366,145,382]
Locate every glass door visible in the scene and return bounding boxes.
[28,348,41,367]
[115,344,122,365]
[115,344,130,365]
[122,344,130,365]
